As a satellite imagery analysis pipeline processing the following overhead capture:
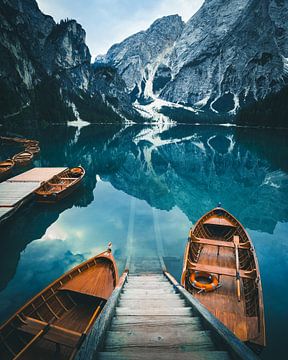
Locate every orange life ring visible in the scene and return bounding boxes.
[189,271,218,292]
[70,167,82,175]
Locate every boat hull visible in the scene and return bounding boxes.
[181,207,265,349]
[0,249,118,360]
[35,166,85,203]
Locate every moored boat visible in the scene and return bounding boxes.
[0,136,38,146]
[12,150,33,166]
[0,159,15,181]
[34,166,85,203]
[181,206,265,349]
[25,143,40,155]
[0,245,119,360]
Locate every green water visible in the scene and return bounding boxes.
[0,123,287,358]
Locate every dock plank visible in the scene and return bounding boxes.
[105,329,215,352]
[8,167,67,182]
[0,182,40,206]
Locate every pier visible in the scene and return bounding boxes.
[75,256,259,360]
[0,167,67,223]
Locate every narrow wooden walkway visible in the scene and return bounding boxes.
[76,256,259,360]
[0,167,67,223]
[96,257,230,359]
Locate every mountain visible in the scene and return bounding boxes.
[0,0,139,127]
[101,0,288,119]
[103,15,184,102]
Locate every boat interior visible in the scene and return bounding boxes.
[185,209,264,345]
[0,257,116,360]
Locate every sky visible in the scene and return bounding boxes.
[37,0,204,60]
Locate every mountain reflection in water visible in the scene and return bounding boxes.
[0,123,287,359]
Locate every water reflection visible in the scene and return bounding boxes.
[0,123,287,359]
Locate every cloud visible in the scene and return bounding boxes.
[37,0,204,59]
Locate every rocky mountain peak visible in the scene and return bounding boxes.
[100,14,185,100]
[104,0,288,116]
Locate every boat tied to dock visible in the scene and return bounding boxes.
[181,206,266,349]
[34,166,85,203]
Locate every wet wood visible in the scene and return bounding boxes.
[97,351,230,360]
[0,167,69,224]
[181,207,266,348]
[165,271,259,360]
[105,329,215,352]
[34,166,85,203]
[0,249,118,360]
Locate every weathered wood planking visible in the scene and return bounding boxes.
[105,329,215,352]
[96,351,231,360]
[0,167,68,223]
[0,181,40,206]
[8,167,67,182]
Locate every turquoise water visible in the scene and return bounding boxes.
[0,123,287,358]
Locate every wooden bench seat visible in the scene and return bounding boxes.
[17,316,81,348]
[187,261,256,280]
[191,236,251,250]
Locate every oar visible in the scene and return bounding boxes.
[13,323,50,360]
[233,235,241,302]
[68,301,103,360]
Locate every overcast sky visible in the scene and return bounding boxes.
[37,0,204,60]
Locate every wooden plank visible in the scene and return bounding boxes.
[75,271,128,360]
[124,283,171,289]
[192,237,251,250]
[120,293,182,300]
[122,288,176,295]
[115,307,192,316]
[164,271,259,360]
[8,167,67,182]
[97,351,230,360]
[0,182,39,206]
[111,318,202,332]
[112,316,200,327]
[117,299,186,308]
[187,262,256,279]
[104,330,215,351]
[18,316,81,348]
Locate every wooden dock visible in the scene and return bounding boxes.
[0,167,67,223]
[75,257,259,360]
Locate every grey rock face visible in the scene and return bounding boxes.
[0,0,138,125]
[104,0,288,114]
[162,0,286,111]
[102,15,184,100]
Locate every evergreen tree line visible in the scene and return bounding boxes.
[236,85,288,128]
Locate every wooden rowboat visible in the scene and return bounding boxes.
[0,159,15,181]
[12,151,33,166]
[0,245,119,360]
[181,206,265,349]
[34,166,85,203]
[25,144,40,155]
[0,136,38,146]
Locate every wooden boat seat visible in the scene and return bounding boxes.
[17,316,81,348]
[59,177,78,180]
[187,260,257,279]
[203,217,236,227]
[192,236,251,250]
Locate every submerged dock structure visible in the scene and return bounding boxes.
[0,167,67,223]
[76,257,259,360]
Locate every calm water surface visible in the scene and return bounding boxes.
[0,123,287,359]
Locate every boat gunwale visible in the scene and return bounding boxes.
[181,207,266,347]
[0,249,119,331]
[34,166,85,198]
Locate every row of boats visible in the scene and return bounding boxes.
[0,136,86,203]
[0,137,40,181]
[0,207,266,359]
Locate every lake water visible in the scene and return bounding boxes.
[0,123,287,358]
